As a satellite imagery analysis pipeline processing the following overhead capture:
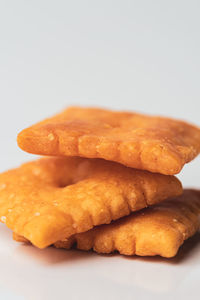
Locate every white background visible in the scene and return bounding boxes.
[0,1,200,299]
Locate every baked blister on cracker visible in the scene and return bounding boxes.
[0,157,182,249]
[14,189,200,258]
[17,106,200,175]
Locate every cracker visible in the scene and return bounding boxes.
[53,190,200,258]
[17,107,200,175]
[0,157,182,249]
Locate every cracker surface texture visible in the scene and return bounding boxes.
[0,157,182,248]
[53,190,200,257]
[17,107,200,175]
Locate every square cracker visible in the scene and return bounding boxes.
[17,107,200,175]
[0,157,182,248]
[49,190,200,258]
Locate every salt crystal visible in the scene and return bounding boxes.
[1,216,6,223]
[48,133,55,141]
[35,212,40,216]
[0,183,6,190]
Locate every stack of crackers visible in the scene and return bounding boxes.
[1,107,200,258]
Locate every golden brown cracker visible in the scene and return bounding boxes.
[53,190,200,258]
[17,107,200,175]
[13,233,27,243]
[0,157,182,249]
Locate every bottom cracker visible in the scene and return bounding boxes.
[13,190,200,258]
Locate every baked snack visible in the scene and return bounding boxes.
[48,190,200,257]
[13,190,200,258]
[0,157,182,248]
[17,107,200,175]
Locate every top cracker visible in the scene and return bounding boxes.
[17,106,200,175]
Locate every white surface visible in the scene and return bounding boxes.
[0,1,200,299]
[0,225,200,300]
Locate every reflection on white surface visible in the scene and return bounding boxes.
[95,233,200,294]
[0,224,199,300]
